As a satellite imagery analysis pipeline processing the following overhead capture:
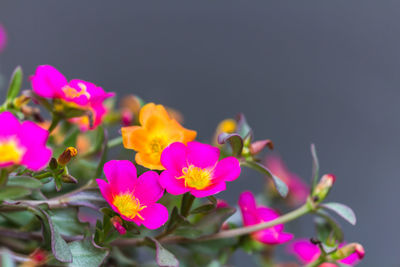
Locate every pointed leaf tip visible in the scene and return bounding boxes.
[322,202,357,225]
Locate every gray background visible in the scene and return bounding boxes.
[0,1,397,266]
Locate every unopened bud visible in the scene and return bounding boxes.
[111,216,126,235]
[249,139,274,155]
[312,174,336,202]
[49,158,58,170]
[330,243,365,261]
[121,110,133,126]
[61,174,78,184]
[57,147,77,165]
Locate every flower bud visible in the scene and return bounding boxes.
[111,216,126,235]
[61,174,78,184]
[20,248,47,267]
[121,110,133,126]
[330,243,365,261]
[57,147,77,166]
[312,174,336,202]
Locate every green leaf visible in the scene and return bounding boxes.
[322,202,357,225]
[311,144,320,190]
[0,186,31,200]
[192,207,236,236]
[30,207,73,263]
[51,209,87,236]
[236,113,252,139]
[7,176,42,189]
[6,66,23,103]
[242,160,288,197]
[147,238,179,267]
[68,239,109,267]
[217,133,243,157]
[190,204,216,214]
[207,196,217,205]
[316,211,344,243]
[67,189,106,210]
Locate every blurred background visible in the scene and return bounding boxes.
[0,1,397,266]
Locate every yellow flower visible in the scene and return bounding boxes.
[121,103,197,170]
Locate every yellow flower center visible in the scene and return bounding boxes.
[62,83,90,99]
[149,138,166,154]
[0,137,25,164]
[112,193,147,220]
[177,165,212,190]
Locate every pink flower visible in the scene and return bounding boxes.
[238,191,293,245]
[30,65,114,130]
[265,155,309,206]
[0,24,7,53]
[96,160,168,230]
[159,141,241,198]
[0,112,51,171]
[288,239,363,266]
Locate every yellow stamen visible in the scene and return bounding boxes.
[0,137,25,164]
[177,165,212,190]
[62,83,90,99]
[112,193,147,220]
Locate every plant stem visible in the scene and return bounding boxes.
[0,169,9,186]
[114,201,312,246]
[48,114,61,134]
[108,136,123,148]
[198,202,311,241]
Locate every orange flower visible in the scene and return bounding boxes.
[121,103,196,170]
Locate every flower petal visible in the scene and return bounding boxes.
[159,170,188,195]
[103,160,137,194]
[96,179,113,204]
[186,141,220,169]
[139,103,171,126]
[30,65,67,98]
[212,156,241,182]
[190,182,226,198]
[160,142,187,175]
[238,191,259,226]
[287,239,320,264]
[18,121,52,171]
[135,171,164,205]
[0,111,20,137]
[135,203,169,230]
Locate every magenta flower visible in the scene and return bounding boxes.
[0,24,7,53]
[288,239,364,266]
[96,160,168,230]
[30,65,114,130]
[265,155,309,206]
[159,141,241,198]
[238,191,293,245]
[0,112,51,171]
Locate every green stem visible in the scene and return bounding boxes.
[48,114,61,134]
[34,171,53,179]
[199,202,311,241]
[108,136,123,148]
[113,201,313,246]
[0,169,9,186]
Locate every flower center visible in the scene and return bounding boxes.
[149,138,166,153]
[112,193,146,220]
[0,137,25,164]
[177,165,212,190]
[62,83,90,99]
